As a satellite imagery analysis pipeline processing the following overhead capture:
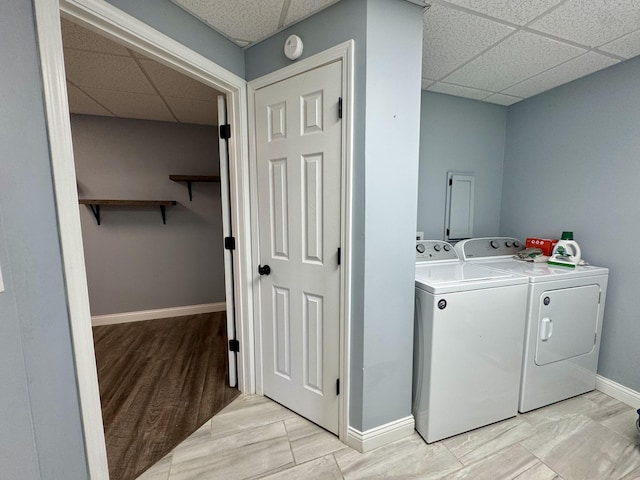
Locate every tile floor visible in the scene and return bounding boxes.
[137,391,640,480]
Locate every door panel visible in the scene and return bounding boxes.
[535,285,600,366]
[255,61,342,434]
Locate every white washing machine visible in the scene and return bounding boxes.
[455,237,609,413]
[412,240,528,443]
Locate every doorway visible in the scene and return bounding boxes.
[34,0,254,478]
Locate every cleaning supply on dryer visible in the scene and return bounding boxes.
[548,231,581,268]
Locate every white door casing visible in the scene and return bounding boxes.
[255,61,342,434]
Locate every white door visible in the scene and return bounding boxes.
[218,94,237,388]
[255,61,342,433]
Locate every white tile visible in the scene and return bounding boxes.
[445,0,564,26]
[529,0,640,48]
[284,0,338,27]
[66,82,114,117]
[600,29,640,58]
[64,49,155,94]
[259,455,343,480]
[82,88,175,122]
[283,417,346,464]
[172,0,284,44]
[61,18,130,56]
[422,4,514,80]
[427,82,492,100]
[443,31,586,92]
[502,52,619,98]
[483,93,522,106]
[422,78,435,90]
[137,454,172,480]
[165,97,217,126]
[138,59,219,101]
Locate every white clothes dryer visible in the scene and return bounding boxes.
[455,238,609,413]
[413,240,528,443]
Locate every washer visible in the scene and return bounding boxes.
[455,237,609,413]
[412,240,528,443]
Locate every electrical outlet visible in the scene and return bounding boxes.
[416,231,424,241]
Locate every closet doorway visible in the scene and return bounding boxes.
[62,17,238,480]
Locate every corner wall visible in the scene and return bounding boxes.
[501,56,640,392]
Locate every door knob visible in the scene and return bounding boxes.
[258,264,271,276]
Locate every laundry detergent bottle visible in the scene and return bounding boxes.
[549,231,581,268]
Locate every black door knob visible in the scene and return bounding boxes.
[258,264,271,276]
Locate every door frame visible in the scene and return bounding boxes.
[248,41,354,442]
[33,0,255,478]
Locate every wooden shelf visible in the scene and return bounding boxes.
[79,199,177,225]
[169,175,221,201]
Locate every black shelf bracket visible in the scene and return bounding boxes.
[186,181,193,201]
[89,204,101,225]
[160,205,167,224]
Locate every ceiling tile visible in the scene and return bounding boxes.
[60,18,130,56]
[172,0,285,44]
[138,59,220,101]
[64,49,155,94]
[423,4,514,80]
[422,78,435,90]
[503,52,619,98]
[82,88,175,122]
[444,0,564,26]
[165,97,218,126]
[600,29,640,58]
[483,93,522,106]
[427,82,491,100]
[443,31,586,92]
[67,83,114,117]
[529,0,640,47]
[284,0,338,26]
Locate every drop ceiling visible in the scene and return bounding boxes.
[62,18,221,125]
[172,0,640,106]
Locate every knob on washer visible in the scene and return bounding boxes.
[434,244,442,252]
[416,244,426,254]
[490,240,499,249]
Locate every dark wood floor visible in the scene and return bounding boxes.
[92,312,239,480]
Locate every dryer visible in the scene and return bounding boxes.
[455,237,609,413]
[413,240,528,443]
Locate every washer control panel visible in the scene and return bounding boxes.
[454,237,524,260]
[416,240,458,262]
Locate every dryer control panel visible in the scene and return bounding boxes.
[416,240,458,262]
[455,237,524,260]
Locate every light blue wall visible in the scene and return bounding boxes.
[245,0,423,431]
[417,92,507,239]
[361,0,423,430]
[0,1,88,478]
[103,0,245,78]
[501,56,640,391]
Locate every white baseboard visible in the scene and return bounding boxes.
[347,415,415,453]
[91,302,226,326]
[596,374,640,408]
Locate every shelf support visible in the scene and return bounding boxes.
[89,204,101,225]
[187,181,193,201]
[160,205,167,224]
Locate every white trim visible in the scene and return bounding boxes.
[34,1,255,478]
[248,40,355,444]
[596,375,640,408]
[347,416,415,453]
[91,302,226,326]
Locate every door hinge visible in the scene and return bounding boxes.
[336,378,340,395]
[224,236,236,250]
[446,228,450,236]
[449,178,453,186]
[338,97,343,119]
[337,247,341,266]
[219,124,231,140]
[229,339,240,352]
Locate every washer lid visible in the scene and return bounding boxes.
[415,262,527,294]
[467,259,609,282]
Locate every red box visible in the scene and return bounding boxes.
[526,238,559,256]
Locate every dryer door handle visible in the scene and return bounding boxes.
[540,317,553,341]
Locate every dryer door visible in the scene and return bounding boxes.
[535,285,600,366]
